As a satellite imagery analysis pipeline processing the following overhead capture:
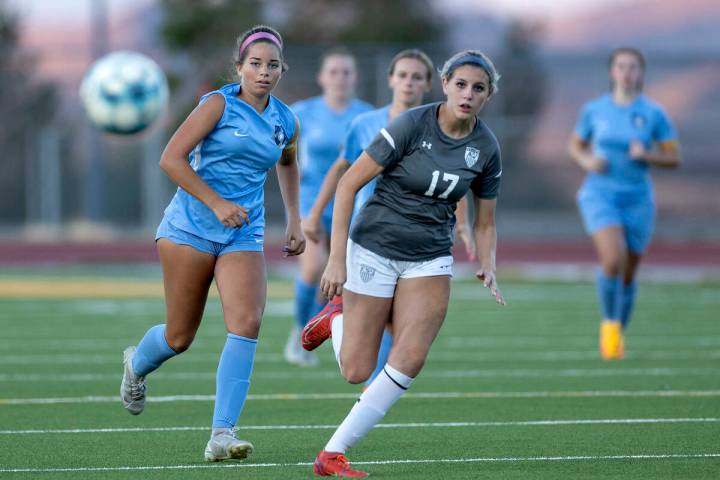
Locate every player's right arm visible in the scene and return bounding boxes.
[303,157,350,242]
[568,134,607,173]
[159,94,249,228]
[320,152,383,299]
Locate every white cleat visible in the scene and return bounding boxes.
[204,428,254,462]
[120,346,146,415]
[284,326,319,367]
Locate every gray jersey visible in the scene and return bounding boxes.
[350,102,501,261]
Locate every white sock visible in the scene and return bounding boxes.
[331,314,344,367]
[324,363,413,453]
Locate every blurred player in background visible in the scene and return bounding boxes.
[303,50,505,477]
[568,47,681,360]
[286,48,373,367]
[120,25,305,462]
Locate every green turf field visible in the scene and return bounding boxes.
[0,272,718,479]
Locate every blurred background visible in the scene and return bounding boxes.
[1,0,718,270]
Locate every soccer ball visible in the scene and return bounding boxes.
[79,51,169,135]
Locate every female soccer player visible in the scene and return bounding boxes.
[120,25,305,462]
[569,47,681,360]
[302,49,434,385]
[285,48,373,367]
[303,50,505,477]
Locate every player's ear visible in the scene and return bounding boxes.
[441,76,449,96]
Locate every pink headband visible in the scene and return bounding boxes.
[239,32,282,57]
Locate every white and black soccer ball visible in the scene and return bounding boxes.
[80,51,169,135]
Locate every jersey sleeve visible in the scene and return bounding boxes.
[198,91,229,129]
[574,103,594,141]
[364,111,416,169]
[470,146,502,199]
[342,122,363,165]
[652,107,677,143]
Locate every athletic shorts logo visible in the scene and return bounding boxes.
[359,264,376,283]
[465,146,480,167]
[273,125,287,147]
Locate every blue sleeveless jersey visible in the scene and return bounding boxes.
[341,105,391,217]
[574,94,676,196]
[292,96,373,219]
[163,83,296,244]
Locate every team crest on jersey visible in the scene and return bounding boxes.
[359,264,376,283]
[464,146,480,168]
[273,125,287,147]
[631,113,647,129]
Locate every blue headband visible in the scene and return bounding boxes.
[447,54,494,84]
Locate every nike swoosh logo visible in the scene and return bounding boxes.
[495,170,502,178]
[234,131,249,137]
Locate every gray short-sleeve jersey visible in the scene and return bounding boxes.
[350,102,501,261]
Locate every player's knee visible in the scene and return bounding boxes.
[225,311,263,338]
[389,347,427,377]
[341,362,374,385]
[165,331,195,353]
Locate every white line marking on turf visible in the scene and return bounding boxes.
[1,367,717,382]
[1,390,719,405]
[1,418,718,435]
[1,453,718,473]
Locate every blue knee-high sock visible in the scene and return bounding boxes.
[212,333,257,429]
[132,324,178,377]
[295,279,318,328]
[620,281,637,330]
[366,330,393,385]
[595,270,622,322]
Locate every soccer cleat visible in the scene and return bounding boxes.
[600,321,625,360]
[285,326,320,367]
[120,346,147,415]
[204,428,254,462]
[313,450,368,478]
[302,295,343,351]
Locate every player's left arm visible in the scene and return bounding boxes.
[455,195,476,261]
[276,117,305,256]
[630,110,682,168]
[473,196,505,305]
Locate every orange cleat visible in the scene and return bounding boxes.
[313,450,368,478]
[302,295,343,351]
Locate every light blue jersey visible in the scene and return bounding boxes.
[162,83,296,245]
[292,96,373,225]
[574,94,677,252]
[575,94,676,196]
[342,105,391,217]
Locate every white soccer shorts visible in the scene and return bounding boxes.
[344,239,453,298]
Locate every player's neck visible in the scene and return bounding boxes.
[239,88,270,113]
[612,89,639,106]
[388,99,421,119]
[324,94,351,112]
[437,104,476,139]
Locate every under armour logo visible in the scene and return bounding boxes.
[422,141,432,150]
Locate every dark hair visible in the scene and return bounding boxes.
[608,47,645,91]
[234,25,288,73]
[319,46,356,70]
[388,49,434,82]
[440,50,500,95]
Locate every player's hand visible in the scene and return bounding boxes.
[629,140,646,161]
[583,155,608,173]
[211,198,250,228]
[476,267,506,305]
[284,217,306,257]
[302,212,324,243]
[320,258,346,299]
[456,224,477,261]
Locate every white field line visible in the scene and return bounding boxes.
[1,417,718,435]
[1,367,717,383]
[2,390,719,405]
[1,453,719,473]
[2,349,719,365]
